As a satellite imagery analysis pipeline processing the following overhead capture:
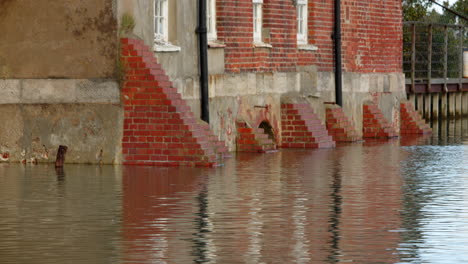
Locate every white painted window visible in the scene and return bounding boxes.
[154,0,168,43]
[296,0,308,44]
[153,0,180,52]
[253,0,263,43]
[207,0,217,41]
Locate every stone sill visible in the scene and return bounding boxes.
[253,42,273,49]
[154,42,181,53]
[208,41,226,48]
[298,44,318,51]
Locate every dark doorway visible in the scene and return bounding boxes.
[259,121,275,141]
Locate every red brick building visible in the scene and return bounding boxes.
[119,0,406,163]
[0,0,407,165]
[217,0,402,74]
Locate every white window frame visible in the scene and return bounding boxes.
[153,0,180,52]
[207,0,217,41]
[253,0,263,44]
[154,0,168,43]
[296,0,308,45]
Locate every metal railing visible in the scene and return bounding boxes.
[403,21,467,93]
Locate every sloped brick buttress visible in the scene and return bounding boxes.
[280,104,336,148]
[363,104,398,139]
[400,102,432,135]
[325,105,362,142]
[236,121,277,152]
[120,38,228,167]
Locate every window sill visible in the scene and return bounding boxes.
[154,42,181,53]
[208,41,226,48]
[298,44,318,51]
[254,42,273,48]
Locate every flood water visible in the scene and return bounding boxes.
[2,119,468,263]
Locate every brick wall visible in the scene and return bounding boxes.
[306,0,335,72]
[216,0,402,74]
[341,0,403,73]
[217,0,299,73]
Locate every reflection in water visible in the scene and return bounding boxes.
[122,166,204,264]
[55,166,66,183]
[398,144,468,263]
[193,185,212,264]
[0,165,122,264]
[329,158,342,264]
[3,123,468,263]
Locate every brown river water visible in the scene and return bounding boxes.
[1,119,468,263]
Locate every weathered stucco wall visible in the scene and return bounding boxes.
[0,1,123,164]
[0,79,123,164]
[0,79,120,104]
[118,0,154,46]
[0,0,117,78]
[0,104,123,164]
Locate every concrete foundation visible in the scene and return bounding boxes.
[202,71,406,151]
[0,70,406,163]
[0,79,122,164]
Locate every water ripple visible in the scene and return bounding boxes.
[1,135,468,263]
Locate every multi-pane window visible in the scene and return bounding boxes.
[207,0,217,41]
[296,0,308,44]
[154,0,168,43]
[253,0,263,43]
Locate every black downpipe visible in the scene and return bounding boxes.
[197,0,210,123]
[334,0,343,107]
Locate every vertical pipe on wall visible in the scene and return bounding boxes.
[197,0,210,123]
[334,0,343,107]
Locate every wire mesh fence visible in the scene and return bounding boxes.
[403,21,467,81]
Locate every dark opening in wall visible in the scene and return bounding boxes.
[259,121,275,141]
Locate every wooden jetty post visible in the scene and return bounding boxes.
[432,93,440,121]
[55,145,68,168]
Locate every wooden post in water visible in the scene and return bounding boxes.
[416,94,424,116]
[441,93,448,119]
[432,93,440,121]
[463,92,468,135]
[449,92,456,118]
[424,94,431,121]
[55,145,68,168]
[463,92,468,117]
[455,92,462,118]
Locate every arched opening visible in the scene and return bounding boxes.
[259,121,275,142]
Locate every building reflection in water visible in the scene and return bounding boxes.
[336,144,406,263]
[0,164,122,264]
[122,143,407,263]
[122,166,206,263]
[2,132,468,263]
